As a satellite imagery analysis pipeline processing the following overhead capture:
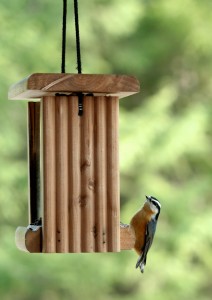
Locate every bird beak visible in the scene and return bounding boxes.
[145,195,150,201]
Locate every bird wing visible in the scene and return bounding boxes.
[136,219,157,271]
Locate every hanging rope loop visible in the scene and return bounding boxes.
[73,0,83,115]
[61,0,83,115]
[74,0,82,74]
[61,0,82,74]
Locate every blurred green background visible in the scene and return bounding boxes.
[0,0,212,299]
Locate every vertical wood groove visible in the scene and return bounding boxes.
[106,97,120,252]
[42,96,56,253]
[55,96,69,252]
[80,96,95,252]
[41,95,120,253]
[69,96,81,252]
[94,97,107,252]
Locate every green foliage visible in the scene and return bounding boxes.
[0,0,211,299]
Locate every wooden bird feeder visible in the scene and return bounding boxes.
[9,73,139,253]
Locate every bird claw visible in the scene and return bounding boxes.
[120,222,129,228]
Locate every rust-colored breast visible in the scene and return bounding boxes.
[130,203,153,255]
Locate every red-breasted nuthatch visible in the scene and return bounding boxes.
[130,195,161,273]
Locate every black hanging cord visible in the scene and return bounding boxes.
[61,0,67,73]
[73,0,82,74]
[61,0,83,115]
[61,0,83,74]
[73,0,83,115]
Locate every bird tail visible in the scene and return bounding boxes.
[136,254,147,273]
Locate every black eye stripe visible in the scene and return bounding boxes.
[149,197,161,209]
[150,196,159,202]
[146,195,161,210]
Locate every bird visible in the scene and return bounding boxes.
[130,195,161,273]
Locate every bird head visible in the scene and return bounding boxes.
[145,195,161,220]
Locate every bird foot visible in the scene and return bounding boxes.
[120,222,129,228]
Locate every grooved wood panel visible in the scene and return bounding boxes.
[107,97,120,251]
[55,96,69,252]
[42,95,120,252]
[68,97,81,252]
[42,97,57,253]
[95,97,107,252]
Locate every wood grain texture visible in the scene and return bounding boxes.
[28,102,40,224]
[106,97,120,252]
[40,95,121,252]
[8,73,140,100]
[15,226,42,253]
[30,94,124,253]
[80,96,95,252]
[94,97,107,252]
[42,96,57,253]
[15,224,134,253]
[120,226,135,250]
[55,96,69,252]
[68,96,81,252]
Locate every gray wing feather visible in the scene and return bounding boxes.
[136,219,157,272]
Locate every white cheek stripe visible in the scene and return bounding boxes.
[152,200,161,207]
[151,199,161,208]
